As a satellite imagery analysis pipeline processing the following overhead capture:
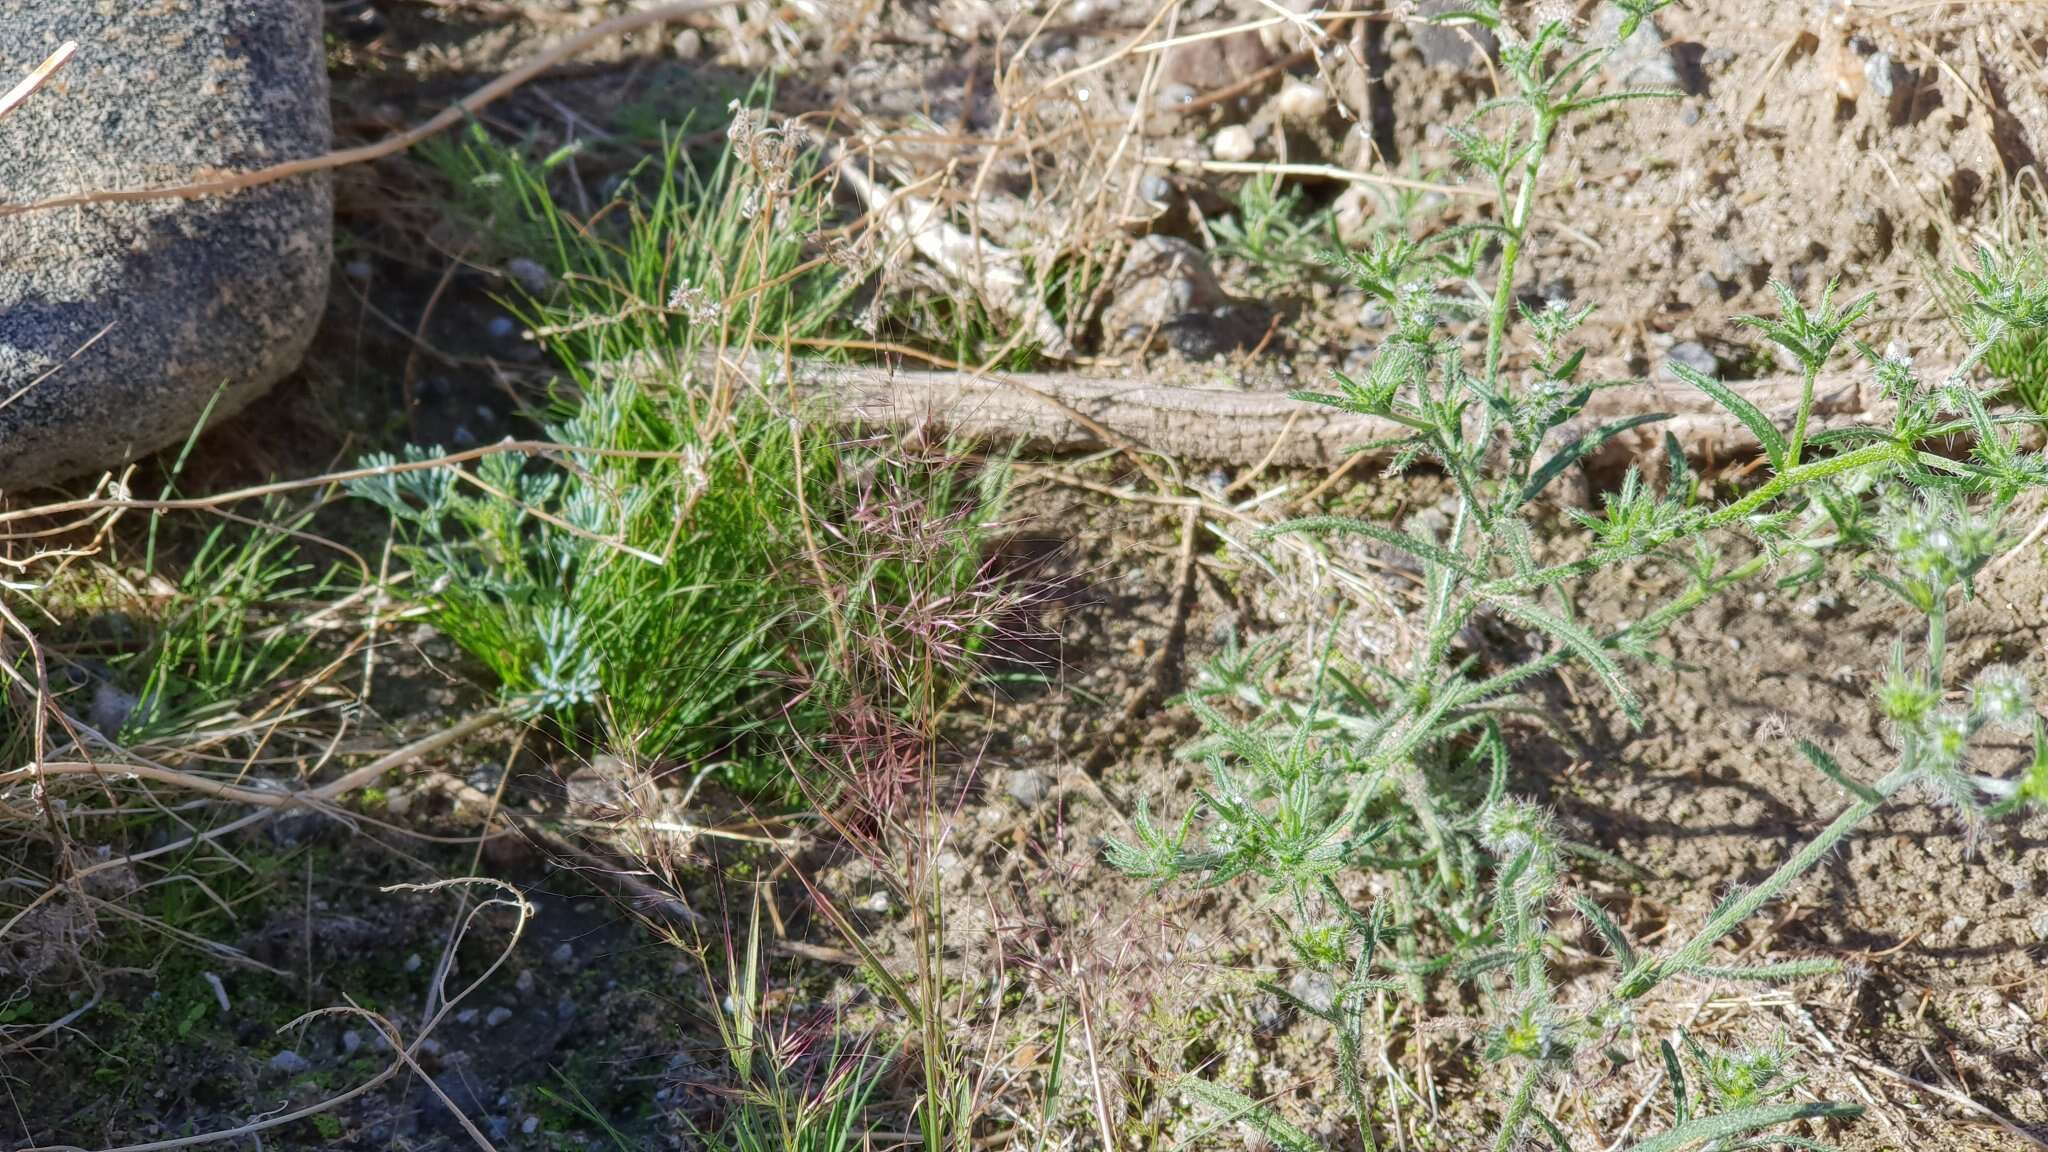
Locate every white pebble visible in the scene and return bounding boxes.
[1274,80,1327,121]
[1210,124,1256,162]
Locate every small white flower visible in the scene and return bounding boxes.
[666,280,724,326]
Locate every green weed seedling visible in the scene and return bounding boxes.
[1211,173,1340,290]
[1111,2,2048,1149]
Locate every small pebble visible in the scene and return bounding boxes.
[671,28,702,59]
[1286,970,1336,1015]
[522,1116,541,1135]
[404,953,423,973]
[486,315,517,340]
[201,971,230,1014]
[455,1008,479,1025]
[270,1050,312,1076]
[1663,340,1719,380]
[341,1030,362,1057]
[1005,768,1049,808]
[1274,79,1326,121]
[486,1006,513,1028]
[505,257,553,296]
[515,969,537,995]
[1210,124,1255,162]
[1138,170,1175,208]
[550,942,575,968]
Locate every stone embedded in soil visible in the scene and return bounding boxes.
[1661,341,1719,380]
[269,1049,311,1076]
[1210,124,1256,163]
[1593,5,1688,92]
[1100,236,1274,359]
[1410,0,1496,70]
[0,0,331,489]
[1273,80,1327,123]
[1286,970,1335,1015]
[1005,767,1049,808]
[505,257,552,296]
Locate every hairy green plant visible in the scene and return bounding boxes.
[1934,227,2048,413]
[1110,3,2048,1148]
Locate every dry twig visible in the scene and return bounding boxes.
[0,41,75,124]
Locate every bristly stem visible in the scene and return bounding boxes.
[1484,114,1557,391]
[1789,362,1818,469]
[1625,761,1913,998]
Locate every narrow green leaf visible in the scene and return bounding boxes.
[1720,1123,1851,1139]
[1668,362,1787,472]
[1689,957,1842,982]
[1561,89,1684,114]
[1619,1102,1861,1152]
[1176,1077,1325,1152]
[1520,413,1673,506]
[1455,949,1521,981]
[1034,1014,1067,1152]
[1571,893,1638,971]
[1481,593,1641,725]
[1797,740,1882,804]
[1532,1110,1579,1152]
[1804,426,1891,449]
[1659,1039,1689,1125]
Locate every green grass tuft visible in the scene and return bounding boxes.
[361,109,1009,786]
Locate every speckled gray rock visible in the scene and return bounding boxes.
[0,2,331,489]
